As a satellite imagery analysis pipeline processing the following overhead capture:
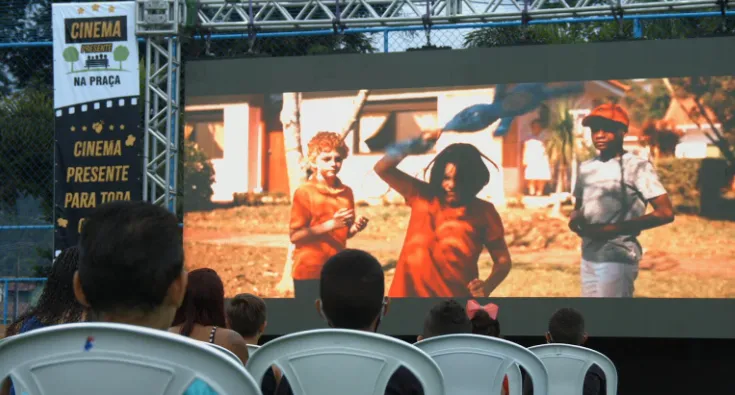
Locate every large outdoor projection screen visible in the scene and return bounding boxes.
[184,37,735,338]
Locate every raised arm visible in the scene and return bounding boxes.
[373,130,441,199]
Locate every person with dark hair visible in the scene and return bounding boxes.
[523,308,606,395]
[170,268,249,365]
[274,249,423,395]
[374,130,512,297]
[570,104,674,297]
[465,300,507,395]
[1,247,87,395]
[417,299,472,340]
[466,300,501,338]
[72,201,217,395]
[5,247,86,336]
[226,293,267,345]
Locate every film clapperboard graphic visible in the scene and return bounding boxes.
[52,2,142,251]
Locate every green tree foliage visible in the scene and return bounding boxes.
[113,45,130,69]
[0,0,53,93]
[669,76,735,167]
[181,140,216,213]
[0,88,54,218]
[62,47,79,72]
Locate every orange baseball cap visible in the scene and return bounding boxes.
[582,103,630,128]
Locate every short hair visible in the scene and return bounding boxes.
[307,131,349,163]
[319,249,385,330]
[78,201,184,314]
[171,268,227,336]
[227,293,267,337]
[422,299,473,338]
[470,309,501,337]
[548,308,586,345]
[428,143,490,201]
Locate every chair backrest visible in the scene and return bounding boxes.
[0,322,261,395]
[207,343,243,365]
[246,328,445,395]
[415,334,549,395]
[246,344,260,357]
[529,344,617,395]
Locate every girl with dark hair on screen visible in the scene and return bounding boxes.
[374,130,512,298]
[169,268,250,365]
[1,247,87,395]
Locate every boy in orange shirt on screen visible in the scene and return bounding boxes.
[289,132,369,301]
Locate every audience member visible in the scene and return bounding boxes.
[1,247,87,395]
[466,299,501,337]
[226,293,267,345]
[523,308,606,395]
[170,268,250,365]
[73,201,218,395]
[417,299,508,395]
[273,249,423,395]
[465,300,507,395]
[416,299,472,341]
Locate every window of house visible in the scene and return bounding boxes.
[184,110,225,160]
[353,99,438,154]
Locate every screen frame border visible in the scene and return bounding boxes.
[187,36,735,339]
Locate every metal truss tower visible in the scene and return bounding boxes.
[134,0,725,210]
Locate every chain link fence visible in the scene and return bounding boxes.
[1,0,733,284]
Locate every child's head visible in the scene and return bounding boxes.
[171,268,227,336]
[547,307,587,345]
[317,249,386,331]
[428,143,490,206]
[466,300,501,337]
[226,293,267,342]
[582,103,629,155]
[418,299,472,341]
[307,131,349,181]
[74,201,187,330]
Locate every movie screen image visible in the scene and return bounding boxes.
[182,74,735,300]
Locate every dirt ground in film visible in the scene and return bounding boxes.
[183,205,735,299]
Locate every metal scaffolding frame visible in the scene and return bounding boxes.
[134,0,726,211]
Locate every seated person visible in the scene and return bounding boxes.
[273,249,423,395]
[226,293,281,393]
[466,299,501,338]
[226,293,267,345]
[523,308,606,395]
[416,299,472,341]
[73,201,217,395]
[1,247,87,395]
[170,268,249,365]
[417,300,508,395]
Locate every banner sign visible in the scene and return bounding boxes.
[52,2,142,251]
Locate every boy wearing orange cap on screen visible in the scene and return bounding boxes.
[569,104,675,298]
[289,132,369,301]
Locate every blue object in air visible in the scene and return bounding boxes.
[442,82,584,136]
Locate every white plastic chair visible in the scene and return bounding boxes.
[415,334,549,395]
[529,344,617,395]
[0,322,261,395]
[207,343,244,365]
[246,343,260,357]
[246,328,445,395]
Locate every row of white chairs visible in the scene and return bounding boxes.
[0,323,617,395]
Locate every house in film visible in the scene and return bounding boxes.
[183,80,632,206]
